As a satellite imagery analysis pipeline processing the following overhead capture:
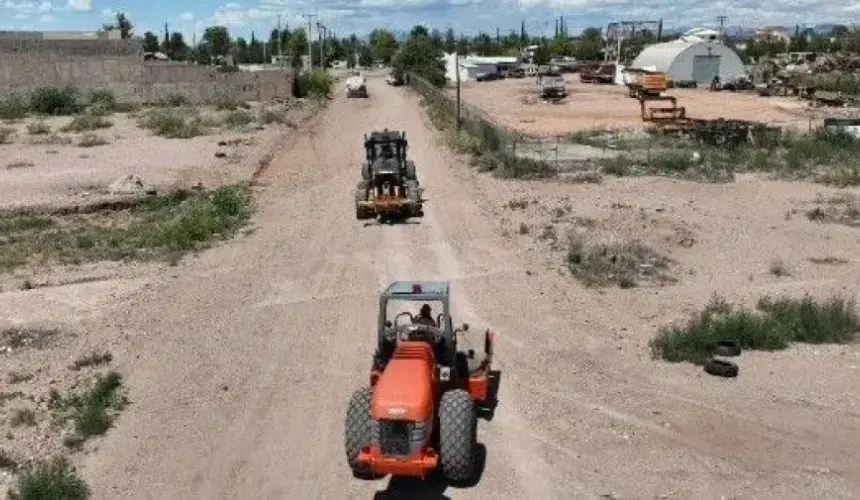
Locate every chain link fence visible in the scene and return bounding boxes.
[407,72,575,178]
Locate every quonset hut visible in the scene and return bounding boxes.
[630,39,746,83]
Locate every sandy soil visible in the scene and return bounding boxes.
[0,101,315,215]
[2,81,860,499]
[450,75,843,137]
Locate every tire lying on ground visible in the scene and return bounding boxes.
[703,358,739,378]
[711,340,741,357]
[439,389,478,483]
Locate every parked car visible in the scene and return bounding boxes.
[476,72,500,82]
[506,68,526,78]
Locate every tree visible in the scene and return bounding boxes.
[358,45,373,67]
[444,28,456,53]
[168,32,189,60]
[392,26,446,87]
[234,37,249,63]
[369,29,399,64]
[410,25,429,38]
[287,27,309,71]
[103,12,133,39]
[202,26,232,57]
[142,31,159,53]
[574,27,603,61]
[248,33,265,64]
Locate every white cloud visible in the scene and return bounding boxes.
[39,12,54,21]
[13,11,28,18]
[67,0,92,11]
[38,0,50,10]
[178,11,194,21]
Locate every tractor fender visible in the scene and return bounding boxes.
[405,160,417,181]
[361,163,370,181]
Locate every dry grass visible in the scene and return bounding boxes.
[10,408,37,427]
[0,126,15,144]
[567,240,675,288]
[77,133,109,147]
[806,193,860,226]
[70,351,113,371]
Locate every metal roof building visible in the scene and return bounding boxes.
[630,40,746,83]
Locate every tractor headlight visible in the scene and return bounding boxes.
[438,366,451,382]
[411,421,427,441]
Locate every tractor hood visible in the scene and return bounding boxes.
[371,342,435,421]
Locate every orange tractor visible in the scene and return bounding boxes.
[344,280,497,483]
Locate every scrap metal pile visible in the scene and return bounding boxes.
[651,118,781,147]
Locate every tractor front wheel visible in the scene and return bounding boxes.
[439,389,477,483]
[345,387,373,475]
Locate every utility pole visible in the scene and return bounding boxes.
[717,15,727,39]
[277,14,282,58]
[455,51,461,131]
[317,22,325,67]
[304,13,316,71]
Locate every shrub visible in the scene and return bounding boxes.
[88,89,116,109]
[27,121,51,135]
[77,134,109,147]
[0,126,14,144]
[138,108,206,138]
[224,109,254,128]
[567,241,674,288]
[294,69,333,98]
[61,114,113,133]
[650,294,860,364]
[157,93,190,107]
[29,86,81,115]
[8,457,90,500]
[0,94,29,120]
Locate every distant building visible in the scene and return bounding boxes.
[443,53,518,83]
[631,39,746,83]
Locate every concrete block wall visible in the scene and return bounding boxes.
[0,38,293,104]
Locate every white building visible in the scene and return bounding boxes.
[443,53,519,83]
[630,39,746,84]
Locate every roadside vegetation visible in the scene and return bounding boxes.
[7,457,90,500]
[650,294,860,365]
[571,127,860,186]
[50,370,128,449]
[566,240,675,288]
[1,84,299,145]
[0,184,254,272]
[292,68,334,99]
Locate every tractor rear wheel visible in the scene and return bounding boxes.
[439,389,477,483]
[345,387,373,474]
[405,160,417,181]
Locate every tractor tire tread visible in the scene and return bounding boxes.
[439,389,477,483]
[345,387,373,473]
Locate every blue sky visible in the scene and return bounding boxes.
[2,0,859,45]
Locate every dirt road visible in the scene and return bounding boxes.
[81,78,860,499]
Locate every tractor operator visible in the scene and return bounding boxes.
[414,304,436,327]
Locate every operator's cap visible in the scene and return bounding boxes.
[421,303,431,313]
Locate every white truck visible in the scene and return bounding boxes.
[345,73,368,98]
[538,72,567,100]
